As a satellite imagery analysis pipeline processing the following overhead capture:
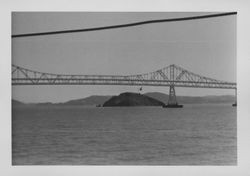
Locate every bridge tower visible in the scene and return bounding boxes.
[168,85,177,105]
[164,64,183,108]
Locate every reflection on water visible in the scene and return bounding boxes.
[12,104,236,165]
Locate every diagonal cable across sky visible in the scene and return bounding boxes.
[12,12,237,38]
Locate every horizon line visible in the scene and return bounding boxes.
[12,91,235,104]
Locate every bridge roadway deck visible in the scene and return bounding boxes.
[12,78,236,89]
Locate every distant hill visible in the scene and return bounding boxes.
[144,92,235,104]
[12,92,235,107]
[12,99,25,106]
[12,95,112,107]
[62,95,111,106]
[103,92,165,107]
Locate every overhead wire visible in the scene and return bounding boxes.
[12,12,237,38]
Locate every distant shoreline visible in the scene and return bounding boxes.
[12,92,236,107]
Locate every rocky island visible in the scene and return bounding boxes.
[102,92,165,107]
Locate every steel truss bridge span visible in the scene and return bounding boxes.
[12,64,236,90]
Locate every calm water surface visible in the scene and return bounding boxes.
[12,104,236,165]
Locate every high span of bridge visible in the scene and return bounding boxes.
[12,64,237,106]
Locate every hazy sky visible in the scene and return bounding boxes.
[12,12,236,103]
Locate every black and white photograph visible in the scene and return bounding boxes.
[11,11,237,165]
[1,0,250,175]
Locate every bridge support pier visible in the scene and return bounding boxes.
[232,88,237,107]
[163,85,183,108]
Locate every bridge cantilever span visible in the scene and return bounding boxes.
[11,64,236,89]
[12,64,237,107]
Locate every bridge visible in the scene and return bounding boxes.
[12,64,237,106]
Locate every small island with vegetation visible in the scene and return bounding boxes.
[102,92,165,107]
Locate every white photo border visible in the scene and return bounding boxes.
[1,0,250,175]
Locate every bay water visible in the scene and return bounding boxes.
[12,104,236,165]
